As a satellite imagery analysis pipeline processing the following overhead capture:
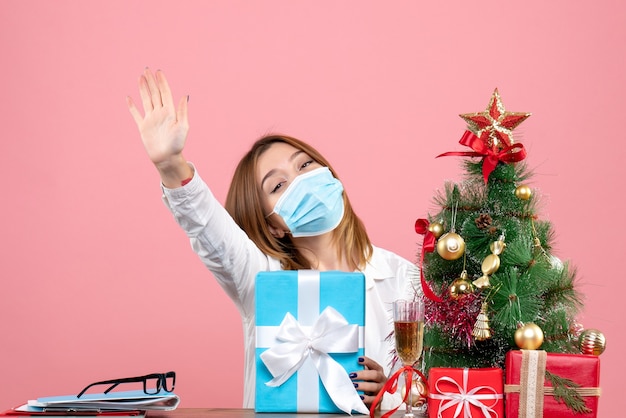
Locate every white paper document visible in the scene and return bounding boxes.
[26,390,180,412]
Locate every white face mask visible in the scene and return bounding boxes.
[267,167,345,238]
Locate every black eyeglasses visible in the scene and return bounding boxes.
[77,371,176,398]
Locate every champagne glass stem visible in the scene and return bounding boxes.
[406,368,413,417]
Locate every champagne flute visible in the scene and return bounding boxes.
[393,299,425,418]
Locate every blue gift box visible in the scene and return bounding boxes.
[254,270,367,414]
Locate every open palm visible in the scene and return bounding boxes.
[127,69,189,168]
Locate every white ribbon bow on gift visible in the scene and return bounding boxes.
[430,368,503,418]
[260,306,368,415]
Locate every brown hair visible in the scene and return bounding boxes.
[224,134,373,270]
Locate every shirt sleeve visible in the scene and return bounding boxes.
[160,165,273,317]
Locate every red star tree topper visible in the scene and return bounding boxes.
[460,88,531,152]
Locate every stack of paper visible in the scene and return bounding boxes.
[2,390,180,417]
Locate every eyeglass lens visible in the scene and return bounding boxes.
[144,372,175,394]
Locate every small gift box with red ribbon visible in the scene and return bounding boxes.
[254,270,368,415]
[504,350,601,418]
[427,367,503,418]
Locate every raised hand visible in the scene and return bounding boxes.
[127,68,192,186]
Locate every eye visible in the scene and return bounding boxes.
[270,180,286,194]
[299,159,315,171]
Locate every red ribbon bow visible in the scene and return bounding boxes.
[437,130,527,183]
[415,219,443,303]
[369,365,428,418]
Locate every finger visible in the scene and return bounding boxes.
[359,356,384,372]
[177,95,189,127]
[143,67,163,108]
[360,393,377,407]
[156,70,175,109]
[353,381,381,395]
[126,96,143,126]
[350,369,380,382]
[138,74,154,113]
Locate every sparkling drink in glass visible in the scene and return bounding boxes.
[393,299,425,417]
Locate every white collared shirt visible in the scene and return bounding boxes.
[162,166,421,410]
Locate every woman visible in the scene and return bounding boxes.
[127,68,420,410]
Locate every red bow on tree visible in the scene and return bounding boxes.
[415,218,443,303]
[437,89,530,183]
[437,130,527,183]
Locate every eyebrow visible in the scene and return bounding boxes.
[260,150,305,189]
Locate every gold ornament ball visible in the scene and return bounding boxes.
[514,323,544,350]
[436,232,466,260]
[579,329,606,356]
[449,274,474,299]
[428,222,444,238]
[411,379,428,407]
[515,185,532,200]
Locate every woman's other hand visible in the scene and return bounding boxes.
[349,356,387,407]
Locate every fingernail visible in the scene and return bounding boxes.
[358,357,364,363]
[360,395,365,400]
[353,383,359,388]
[349,373,357,379]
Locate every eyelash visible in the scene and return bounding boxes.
[270,159,315,193]
[270,182,284,194]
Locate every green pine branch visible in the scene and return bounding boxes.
[545,370,592,414]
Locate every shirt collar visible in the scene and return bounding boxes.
[361,249,395,290]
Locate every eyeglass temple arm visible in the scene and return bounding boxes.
[76,377,143,398]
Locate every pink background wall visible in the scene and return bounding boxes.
[1,1,623,415]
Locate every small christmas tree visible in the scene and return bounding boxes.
[416,89,585,373]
